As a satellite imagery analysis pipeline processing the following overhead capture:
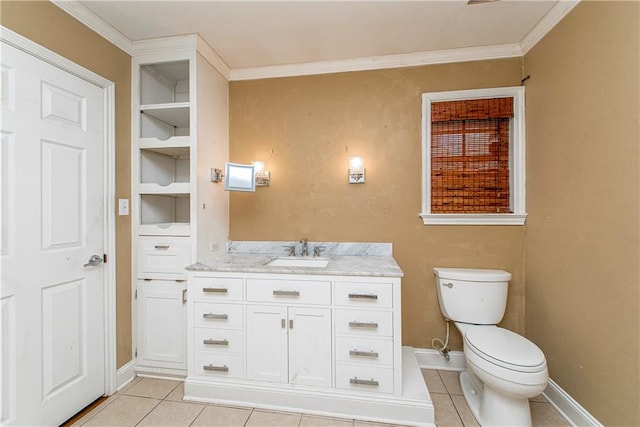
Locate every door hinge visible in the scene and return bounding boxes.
[103,253,107,263]
[135,348,137,357]
[135,290,137,299]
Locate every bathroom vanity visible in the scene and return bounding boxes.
[183,242,434,426]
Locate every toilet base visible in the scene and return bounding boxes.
[460,370,532,427]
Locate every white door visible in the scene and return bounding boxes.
[137,280,187,370]
[1,41,106,425]
[288,307,331,387]
[246,305,287,383]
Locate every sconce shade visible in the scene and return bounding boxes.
[252,160,270,187]
[349,156,365,184]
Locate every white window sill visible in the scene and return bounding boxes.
[419,213,527,226]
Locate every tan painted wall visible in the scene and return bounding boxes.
[229,60,526,350]
[1,1,133,368]
[524,2,639,425]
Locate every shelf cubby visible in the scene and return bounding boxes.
[140,147,190,190]
[140,60,190,140]
[139,194,190,236]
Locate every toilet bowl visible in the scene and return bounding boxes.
[456,323,548,426]
[432,267,548,427]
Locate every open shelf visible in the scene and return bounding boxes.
[140,147,190,188]
[140,194,190,236]
[139,59,190,140]
[140,60,189,104]
[139,136,191,150]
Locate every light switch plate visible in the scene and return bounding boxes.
[118,199,129,216]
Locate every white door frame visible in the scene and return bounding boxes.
[1,26,118,395]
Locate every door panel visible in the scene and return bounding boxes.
[288,307,332,387]
[246,305,287,383]
[41,279,85,399]
[41,140,85,249]
[0,41,106,426]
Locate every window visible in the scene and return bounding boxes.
[421,87,526,225]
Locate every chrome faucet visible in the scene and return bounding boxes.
[300,238,309,256]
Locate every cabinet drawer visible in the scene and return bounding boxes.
[194,352,244,379]
[137,236,191,278]
[334,282,392,308]
[335,336,393,366]
[194,303,243,329]
[193,277,243,301]
[335,364,394,394]
[334,309,393,337]
[194,328,244,353]
[246,279,331,305]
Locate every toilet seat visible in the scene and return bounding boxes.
[464,326,546,373]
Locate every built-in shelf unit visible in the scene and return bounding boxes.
[131,37,229,377]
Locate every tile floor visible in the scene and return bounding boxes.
[72,370,571,426]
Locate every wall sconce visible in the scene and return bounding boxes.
[252,161,271,187]
[348,156,365,184]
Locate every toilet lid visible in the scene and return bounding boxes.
[465,327,546,372]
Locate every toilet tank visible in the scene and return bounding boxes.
[433,268,511,325]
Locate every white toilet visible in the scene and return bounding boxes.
[433,267,548,427]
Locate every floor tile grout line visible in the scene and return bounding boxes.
[186,402,208,427]
[133,397,163,427]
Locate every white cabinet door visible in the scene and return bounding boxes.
[246,305,331,387]
[246,305,288,383]
[137,280,187,370]
[288,307,332,387]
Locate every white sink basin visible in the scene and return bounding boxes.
[267,257,330,268]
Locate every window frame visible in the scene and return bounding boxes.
[420,87,526,225]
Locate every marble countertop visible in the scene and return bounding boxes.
[187,241,403,277]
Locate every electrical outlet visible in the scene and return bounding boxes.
[118,199,129,216]
[209,241,220,252]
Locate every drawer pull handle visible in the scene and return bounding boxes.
[273,290,300,297]
[349,321,378,329]
[349,350,379,358]
[350,377,379,387]
[203,364,229,372]
[348,293,378,300]
[154,245,170,250]
[203,339,229,346]
[203,313,228,320]
[203,287,228,293]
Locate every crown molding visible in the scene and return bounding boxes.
[131,34,231,80]
[520,0,581,54]
[51,0,580,82]
[51,0,132,54]
[229,43,524,81]
[196,37,231,80]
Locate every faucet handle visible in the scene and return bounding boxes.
[313,246,326,257]
[283,245,296,257]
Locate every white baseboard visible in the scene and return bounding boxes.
[116,360,136,391]
[413,348,466,371]
[543,379,602,427]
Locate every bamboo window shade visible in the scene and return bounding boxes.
[431,97,514,213]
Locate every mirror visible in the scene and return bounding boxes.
[224,162,256,192]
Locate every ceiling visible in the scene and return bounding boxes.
[61,0,579,80]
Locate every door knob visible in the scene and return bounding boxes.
[84,254,103,267]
